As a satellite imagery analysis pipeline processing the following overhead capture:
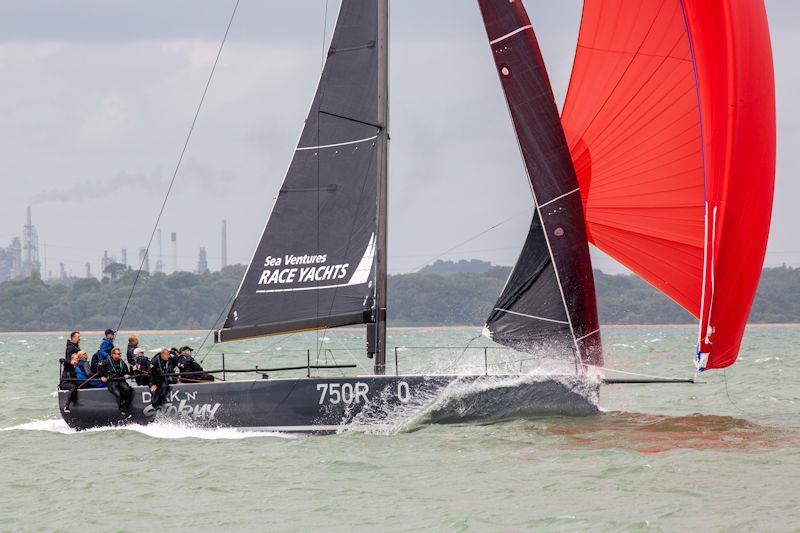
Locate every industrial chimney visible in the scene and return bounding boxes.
[197,247,209,274]
[221,219,228,270]
[139,247,150,274]
[170,232,177,273]
[155,229,163,273]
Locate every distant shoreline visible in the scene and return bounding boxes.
[0,323,797,336]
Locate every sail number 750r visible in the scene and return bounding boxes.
[316,381,410,404]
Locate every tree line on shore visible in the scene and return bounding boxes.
[0,262,797,331]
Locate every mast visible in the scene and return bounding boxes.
[373,0,389,374]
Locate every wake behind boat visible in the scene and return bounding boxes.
[59,0,775,432]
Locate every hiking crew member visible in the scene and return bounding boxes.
[149,348,176,410]
[65,331,81,361]
[59,353,80,412]
[177,346,214,383]
[92,328,116,372]
[131,348,151,386]
[75,350,103,388]
[99,347,132,417]
[126,336,139,365]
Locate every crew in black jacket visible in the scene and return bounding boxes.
[176,346,214,382]
[130,347,151,386]
[65,331,81,361]
[98,347,133,417]
[126,335,139,365]
[149,348,177,410]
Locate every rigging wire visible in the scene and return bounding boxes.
[584,364,694,382]
[115,0,240,333]
[407,204,535,349]
[438,334,483,373]
[722,368,753,418]
[411,204,533,273]
[196,290,237,365]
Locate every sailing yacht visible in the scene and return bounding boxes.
[59,0,775,432]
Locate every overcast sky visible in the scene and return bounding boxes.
[0,1,797,277]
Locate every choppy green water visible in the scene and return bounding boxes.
[1,326,798,531]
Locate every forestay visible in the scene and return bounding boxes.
[478,0,602,367]
[216,0,381,343]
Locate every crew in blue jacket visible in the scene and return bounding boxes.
[91,329,116,372]
[99,329,116,359]
[75,350,103,388]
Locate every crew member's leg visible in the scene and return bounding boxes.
[151,382,170,409]
[107,382,123,410]
[119,381,133,414]
[60,381,78,411]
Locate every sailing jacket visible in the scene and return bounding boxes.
[75,361,90,382]
[75,360,103,388]
[177,354,202,374]
[126,343,138,365]
[60,359,76,384]
[98,338,114,359]
[150,355,177,386]
[177,354,214,382]
[91,338,114,373]
[98,358,130,382]
[65,340,80,360]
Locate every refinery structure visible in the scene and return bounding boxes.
[0,208,230,283]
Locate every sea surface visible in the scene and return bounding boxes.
[1,326,798,531]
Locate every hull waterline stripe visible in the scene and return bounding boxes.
[296,135,378,151]
[489,24,533,45]
[494,307,568,324]
[538,187,580,208]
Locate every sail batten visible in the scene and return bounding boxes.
[478,0,602,366]
[216,0,382,344]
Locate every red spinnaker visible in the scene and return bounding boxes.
[561,0,775,369]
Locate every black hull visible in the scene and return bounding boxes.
[58,374,599,433]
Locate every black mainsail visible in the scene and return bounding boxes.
[478,1,602,366]
[216,0,387,344]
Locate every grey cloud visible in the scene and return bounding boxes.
[1,0,797,275]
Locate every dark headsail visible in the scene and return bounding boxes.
[216,0,386,343]
[477,1,602,366]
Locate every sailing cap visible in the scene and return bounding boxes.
[104,328,116,336]
[133,348,145,355]
[179,346,193,353]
